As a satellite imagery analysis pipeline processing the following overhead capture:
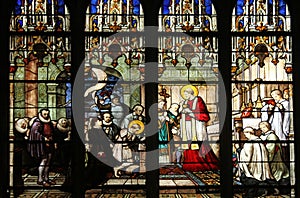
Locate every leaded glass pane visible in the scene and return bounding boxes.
[157,83,221,193]
[85,36,145,81]
[159,0,217,32]
[232,0,291,32]
[86,0,144,32]
[83,24,146,193]
[10,0,70,32]
[9,0,72,196]
[231,0,294,197]
[231,36,292,81]
[158,1,221,194]
[158,36,218,81]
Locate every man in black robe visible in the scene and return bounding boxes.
[28,108,56,187]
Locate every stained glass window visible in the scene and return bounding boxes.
[5,0,299,197]
[232,0,290,32]
[9,0,71,196]
[86,0,144,32]
[231,0,294,197]
[158,0,221,195]
[159,0,217,32]
[84,0,146,196]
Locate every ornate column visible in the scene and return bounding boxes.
[47,83,58,120]
[246,83,253,107]
[43,1,47,23]
[180,0,182,24]
[240,86,247,111]
[9,68,15,188]
[245,0,249,27]
[25,55,39,117]
[264,0,268,24]
[100,2,103,30]
[86,5,90,31]
[118,1,122,24]
[273,0,276,26]
[32,0,35,24]
[158,15,162,31]
[52,0,55,27]
[126,0,129,26]
[191,0,194,24]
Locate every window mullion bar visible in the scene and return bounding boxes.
[70,0,86,197]
[143,0,161,196]
[290,0,300,197]
[216,0,235,197]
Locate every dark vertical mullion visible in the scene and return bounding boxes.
[214,0,235,197]
[290,0,300,197]
[69,0,86,197]
[141,0,161,197]
[0,1,13,197]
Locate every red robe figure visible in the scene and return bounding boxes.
[180,86,219,171]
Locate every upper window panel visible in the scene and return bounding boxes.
[231,35,292,81]
[232,0,291,32]
[86,0,144,32]
[10,0,70,32]
[159,0,217,32]
[158,36,218,81]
